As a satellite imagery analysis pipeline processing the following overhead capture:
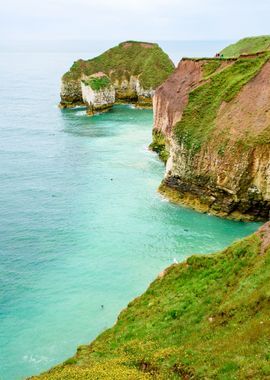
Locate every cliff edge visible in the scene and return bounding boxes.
[29,222,270,379]
[153,38,270,221]
[60,41,174,113]
[220,35,270,58]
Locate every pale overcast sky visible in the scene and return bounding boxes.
[0,0,269,42]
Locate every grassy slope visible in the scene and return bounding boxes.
[30,224,270,380]
[174,52,270,154]
[63,41,175,89]
[220,35,270,57]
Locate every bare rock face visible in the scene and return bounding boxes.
[153,59,232,137]
[153,59,204,136]
[113,76,138,102]
[60,80,84,108]
[153,54,270,221]
[81,73,115,115]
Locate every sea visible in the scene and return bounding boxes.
[0,40,260,379]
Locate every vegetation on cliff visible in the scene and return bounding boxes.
[149,130,169,163]
[82,75,111,91]
[174,52,270,154]
[62,41,174,90]
[202,59,222,79]
[30,223,270,379]
[220,35,270,57]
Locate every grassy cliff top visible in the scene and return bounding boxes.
[62,41,175,89]
[82,74,112,91]
[30,223,270,380]
[220,35,270,57]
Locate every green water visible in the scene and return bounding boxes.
[0,52,259,380]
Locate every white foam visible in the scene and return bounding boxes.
[159,195,170,203]
[23,354,49,364]
[75,110,87,116]
[73,105,86,109]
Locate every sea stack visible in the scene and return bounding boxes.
[59,41,175,113]
[81,72,115,115]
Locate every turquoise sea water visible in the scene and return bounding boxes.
[0,45,259,380]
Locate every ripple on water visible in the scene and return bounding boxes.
[0,53,261,380]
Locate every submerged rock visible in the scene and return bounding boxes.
[59,41,174,112]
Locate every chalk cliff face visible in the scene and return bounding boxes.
[60,80,83,107]
[81,72,115,114]
[60,41,174,112]
[153,53,270,221]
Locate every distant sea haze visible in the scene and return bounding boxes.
[0,39,233,64]
[0,41,256,380]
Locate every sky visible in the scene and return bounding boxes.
[0,0,269,42]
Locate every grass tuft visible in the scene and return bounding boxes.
[82,76,111,91]
[149,130,169,163]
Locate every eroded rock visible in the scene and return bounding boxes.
[153,53,270,221]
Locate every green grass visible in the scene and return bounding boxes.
[122,40,156,45]
[149,130,169,163]
[82,76,111,91]
[62,41,175,89]
[174,53,270,154]
[202,60,222,78]
[221,35,270,57]
[30,225,270,379]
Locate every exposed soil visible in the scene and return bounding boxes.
[153,59,232,136]
[215,59,270,141]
